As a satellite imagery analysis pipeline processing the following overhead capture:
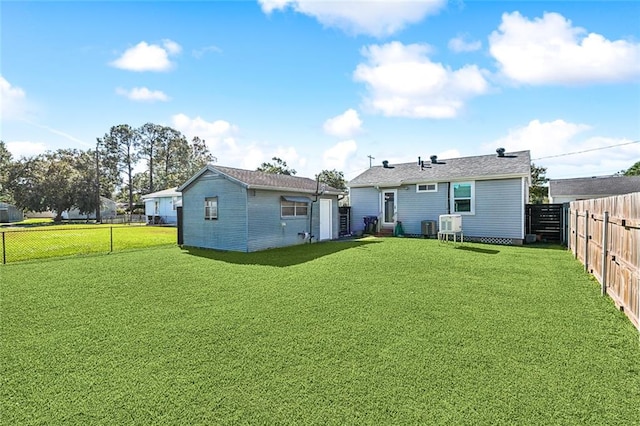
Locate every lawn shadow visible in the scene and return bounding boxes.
[180,239,381,267]
[521,243,567,250]
[455,246,500,255]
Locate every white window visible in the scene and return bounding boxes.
[281,196,309,217]
[416,183,438,193]
[451,182,475,214]
[204,197,218,220]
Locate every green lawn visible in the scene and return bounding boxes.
[1,238,639,424]
[1,224,176,263]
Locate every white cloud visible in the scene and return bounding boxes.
[6,141,47,159]
[110,39,182,72]
[353,42,490,118]
[448,35,482,53]
[484,119,640,178]
[323,140,358,170]
[259,0,446,37]
[192,45,223,58]
[323,109,362,138]
[1,76,27,120]
[116,87,170,102]
[489,11,640,85]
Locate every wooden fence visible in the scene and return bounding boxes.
[569,192,640,330]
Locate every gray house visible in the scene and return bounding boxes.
[348,150,531,245]
[178,165,343,252]
[548,175,640,203]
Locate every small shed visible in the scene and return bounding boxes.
[0,202,23,223]
[178,165,344,252]
[141,187,181,224]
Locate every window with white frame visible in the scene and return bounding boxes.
[281,196,309,217]
[204,197,218,220]
[416,183,438,193]
[451,182,474,214]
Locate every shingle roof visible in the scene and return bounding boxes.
[178,165,343,195]
[549,175,640,197]
[348,150,531,187]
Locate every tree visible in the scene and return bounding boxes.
[98,124,140,214]
[0,141,13,203]
[623,160,640,176]
[529,163,548,203]
[257,157,296,175]
[317,169,347,191]
[137,123,165,194]
[6,149,99,221]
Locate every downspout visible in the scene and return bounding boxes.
[446,182,451,214]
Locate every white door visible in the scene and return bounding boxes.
[381,190,397,227]
[319,198,332,240]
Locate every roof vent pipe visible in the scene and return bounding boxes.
[430,155,438,164]
[382,160,390,168]
[496,147,506,157]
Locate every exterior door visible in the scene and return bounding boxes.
[381,190,397,227]
[319,198,332,240]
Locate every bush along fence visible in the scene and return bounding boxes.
[569,192,640,331]
[1,225,176,264]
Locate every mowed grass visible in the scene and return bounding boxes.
[1,238,639,425]
[1,224,176,263]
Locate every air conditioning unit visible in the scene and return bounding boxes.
[439,214,462,233]
[421,220,437,237]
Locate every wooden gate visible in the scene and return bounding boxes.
[525,204,567,243]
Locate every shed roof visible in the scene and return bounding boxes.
[548,175,640,198]
[178,165,344,195]
[141,187,180,200]
[348,150,531,187]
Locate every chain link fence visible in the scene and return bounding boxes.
[1,225,176,264]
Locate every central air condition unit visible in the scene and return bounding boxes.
[439,214,462,233]
[421,220,437,237]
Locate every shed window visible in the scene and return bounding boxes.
[451,182,475,214]
[204,197,218,220]
[281,196,309,217]
[417,183,437,193]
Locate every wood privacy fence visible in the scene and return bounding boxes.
[569,192,640,330]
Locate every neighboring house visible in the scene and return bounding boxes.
[141,187,181,224]
[0,202,23,223]
[61,197,117,220]
[348,150,531,245]
[548,175,640,204]
[178,165,344,252]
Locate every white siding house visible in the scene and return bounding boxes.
[141,187,181,224]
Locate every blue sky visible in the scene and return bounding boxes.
[2,0,639,182]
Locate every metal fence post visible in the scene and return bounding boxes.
[584,210,589,272]
[2,231,5,265]
[601,211,608,296]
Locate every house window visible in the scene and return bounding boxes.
[452,182,475,214]
[154,200,159,215]
[204,197,218,220]
[281,196,310,217]
[416,183,438,193]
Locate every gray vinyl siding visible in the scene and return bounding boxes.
[349,187,380,232]
[396,184,448,234]
[182,172,249,251]
[459,178,524,239]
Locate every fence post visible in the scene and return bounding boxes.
[110,226,113,253]
[2,231,5,265]
[601,211,608,296]
[574,209,578,259]
[584,210,589,272]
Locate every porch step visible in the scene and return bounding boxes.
[375,228,394,237]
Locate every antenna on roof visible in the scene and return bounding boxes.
[367,154,375,168]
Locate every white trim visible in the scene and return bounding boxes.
[416,183,438,193]
[521,177,527,239]
[450,181,475,215]
[319,198,332,240]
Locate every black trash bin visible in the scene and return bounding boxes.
[363,216,378,234]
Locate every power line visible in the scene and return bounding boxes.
[532,140,640,160]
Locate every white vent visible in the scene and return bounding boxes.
[439,214,462,233]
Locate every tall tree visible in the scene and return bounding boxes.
[0,141,13,203]
[623,160,640,176]
[257,157,296,175]
[529,163,548,203]
[98,124,140,213]
[317,169,347,191]
[6,149,99,221]
[137,123,165,194]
